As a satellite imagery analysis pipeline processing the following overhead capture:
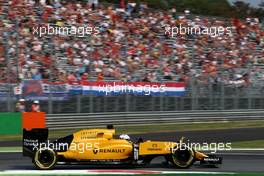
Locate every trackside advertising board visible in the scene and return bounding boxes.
[22,80,69,101]
[45,81,185,96]
[0,113,22,135]
[0,81,185,101]
[79,82,185,96]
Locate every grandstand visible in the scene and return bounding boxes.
[0,0,264,113]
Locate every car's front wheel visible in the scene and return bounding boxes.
[170,147,195,168]
[33,148,57,170]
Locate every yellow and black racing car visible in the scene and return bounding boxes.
[23,125,222,170]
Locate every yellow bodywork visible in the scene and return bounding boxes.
[57,128,133,160]
[139,141,177,155]
[57,128,208,161]
[139,141,208,159]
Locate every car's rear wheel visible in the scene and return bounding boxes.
[33,148,57,170]
[170,147,195,168]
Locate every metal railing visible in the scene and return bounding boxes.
[46,109,264,130]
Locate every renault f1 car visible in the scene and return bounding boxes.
[23,125,222,170]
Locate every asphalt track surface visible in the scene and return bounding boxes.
[0,127,264,173]
[0,152,264,173]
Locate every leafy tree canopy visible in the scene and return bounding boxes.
[100,0,264,19]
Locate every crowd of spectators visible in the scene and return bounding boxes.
[0,0,264,87]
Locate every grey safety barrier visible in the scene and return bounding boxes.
[45,109,264,130]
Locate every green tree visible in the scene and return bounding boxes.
[232,1,251,18]
[259,0,264,8]
[166,0,233,17]
[99,0,263,19]
[141,0,169,10]
[232,0,264,19]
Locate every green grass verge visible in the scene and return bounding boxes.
[0,147,21,152]
[1,120,264,142]
[231,140,264,148]
[0,134,22,142]
[114,120,264,134]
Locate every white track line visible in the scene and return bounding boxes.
[0,170,234,175]
[216,152,264,156]
[0,150,21,153]
[229,148,264,151]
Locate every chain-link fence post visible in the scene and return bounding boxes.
[77,94,81,113]
[3,30,12,112]
[191,78,197,110]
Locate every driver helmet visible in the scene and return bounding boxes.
[33,100,39,104]
[119,134,130,140]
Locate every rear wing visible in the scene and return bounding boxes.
[23,128,48,157]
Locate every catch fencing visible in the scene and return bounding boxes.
[2,82,264,113]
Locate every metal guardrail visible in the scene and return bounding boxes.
[46,110,264,130]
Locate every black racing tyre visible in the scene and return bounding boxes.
[33,148,57,170]
[170,146,195,168]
